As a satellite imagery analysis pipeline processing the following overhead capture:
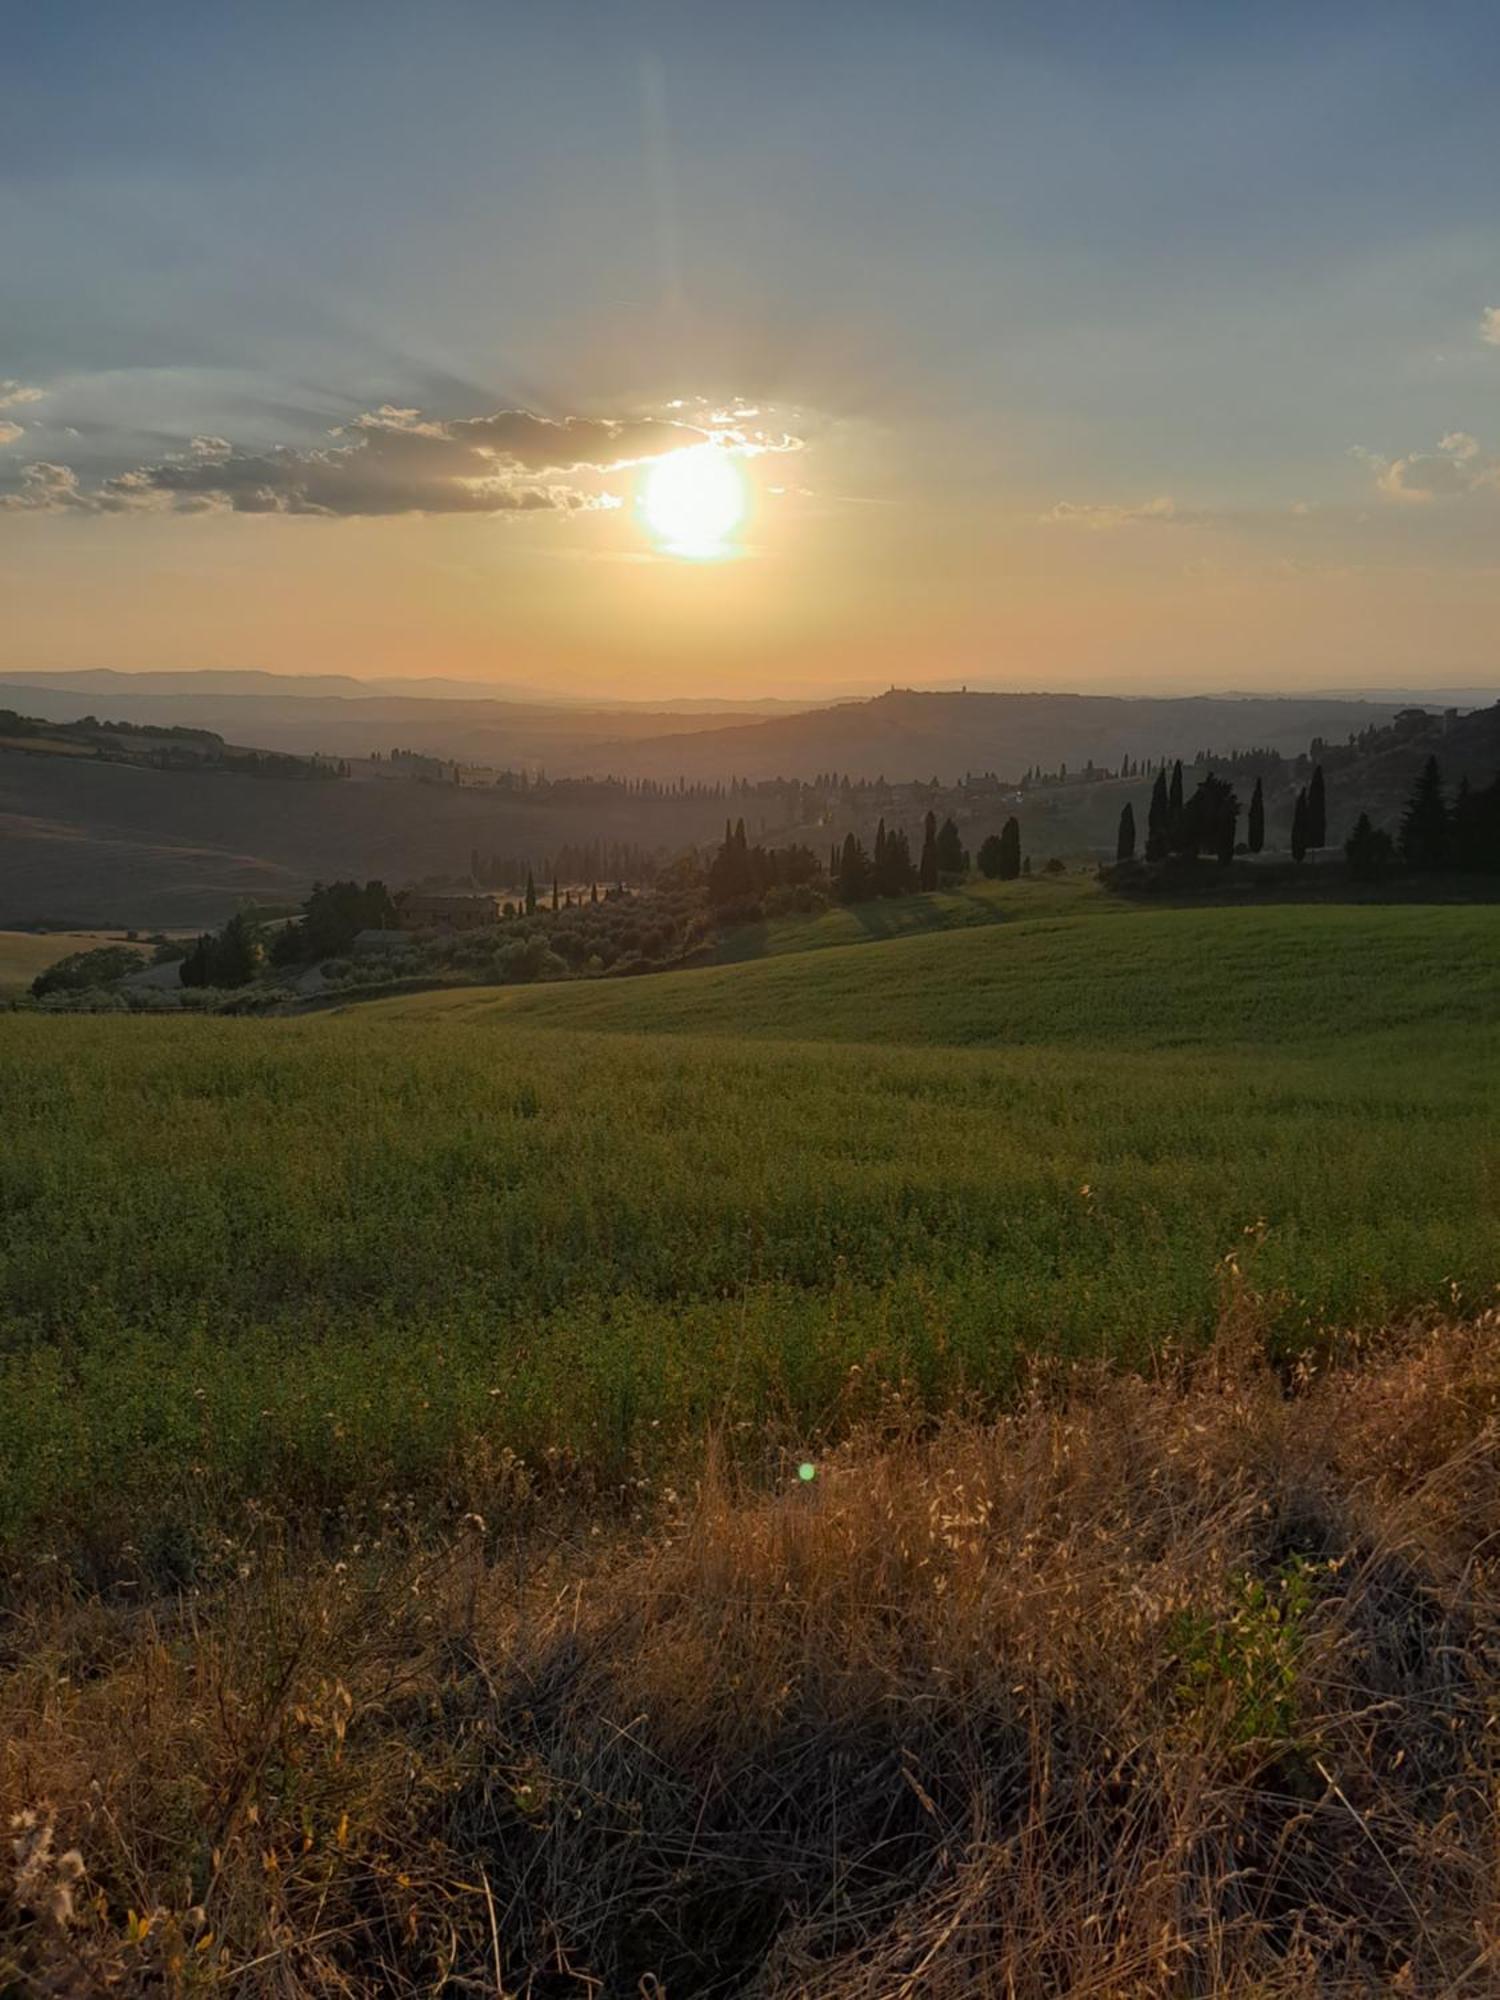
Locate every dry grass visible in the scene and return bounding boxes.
[5,1314,1500,1995]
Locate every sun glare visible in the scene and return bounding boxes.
[640,446,747,558]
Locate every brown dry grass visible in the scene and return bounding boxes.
[4,1315,1500,1996]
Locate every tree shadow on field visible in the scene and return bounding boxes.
[717,886,1008,964]
[1104,856,1500,909]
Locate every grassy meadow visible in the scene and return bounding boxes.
[0,927,145,997]
[3,884,1498,1571]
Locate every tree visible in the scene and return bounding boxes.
[1172,772,1238,863]
[1307,764,1327,849]
[873,821,916,896]
[1345,812,1394,881]
[1399,756,1449,870]
[935,817,968,876]
[1116,802,1136,863]
[1247,776,1265,855]
[1290,789,1309,863]
[30,944,144,1000]
[213,912,262,987]
[524,869,537,916]
[279,879,398,962]
[918,810,939,891]
[179,911,261,988]
[836,831,873,902]
[1168,759,1184,847]
[1450,774,1500,873]
[977,833,1005,878]
[1146,770,1170,861]
[999,815,1021,880]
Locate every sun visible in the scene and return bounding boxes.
[640,446,747,558]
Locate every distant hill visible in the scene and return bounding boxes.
[0,667,818,714]
[565,688,1415,785]
[0,675,799,768]
[0,676,1421,784]
[1312,700,1500,834]
[0,754,740,928]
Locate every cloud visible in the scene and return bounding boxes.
[0,463,109,513]
[1482,307,1500,348]
[1358,431,1500,504]
[0,380,44,411]
[0,401,800,518]
[1042,495,1179,530]
[0,421,22,448]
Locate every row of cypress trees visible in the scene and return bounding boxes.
[1115,762,1327,864]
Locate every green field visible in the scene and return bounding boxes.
[3,885,1498,1571]
[0,927,145,996]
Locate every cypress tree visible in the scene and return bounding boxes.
[1307,764,1327,848]
[836,831,872,902]
[935,816,967,876]
[919,810,939,891]
[1146,769,1170,861]
[1290,789,1308,863]
[999,815,1021,880]
[1167,760,1185,854]
[1116,801,1136,862]
[1346,811,1394,880]
[1399,755,1450,870]
[525,869,537,915]
[1247,776,1265,854]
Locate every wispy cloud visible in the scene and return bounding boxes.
[0,401,802,517]
[1042,495,1179,531]
[1356,431,1500,504]
[0,380,44,450]
[1481,307,1500,348]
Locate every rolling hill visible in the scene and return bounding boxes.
[0,749,736,926]
[2,672,1412,780]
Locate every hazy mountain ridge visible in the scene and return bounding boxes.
[566,688,1418,785]
[0,675,1423,781]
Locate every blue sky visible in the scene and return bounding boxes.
[3,1,1498,693]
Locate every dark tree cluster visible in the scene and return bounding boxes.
[708,819,822,910]
[978,817,1022,879]
[1288,765,1327,863]
[180,911,263,989]
[270,880,399,964]
[29,944,145,1000]
[830,818,918,901]
[1141,760,1240,864]
[1396,757,1500,873]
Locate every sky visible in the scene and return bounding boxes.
[2,0,1499,700]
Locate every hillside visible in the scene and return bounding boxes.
[0,751,740,926]
[6,891,1496,1559]
[0,673,808,766]
[2,674,1411,782]
[6,891,1500,1992]
[555,687,1413,784]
